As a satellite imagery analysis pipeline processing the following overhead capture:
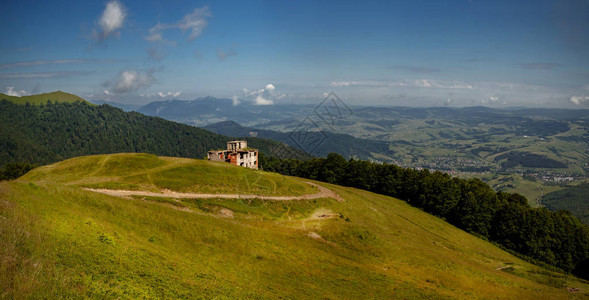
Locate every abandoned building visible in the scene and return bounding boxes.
[207,141,258,169]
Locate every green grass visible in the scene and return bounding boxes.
[0,90,91,105]
[22,153,317,196]
[2,153,589,298]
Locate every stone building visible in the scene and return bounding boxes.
[207,140,258,169]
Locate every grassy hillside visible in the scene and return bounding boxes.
[0,99,310,168]
[24,153,317,196]
[1,153,588,298]
[0,90,90,105]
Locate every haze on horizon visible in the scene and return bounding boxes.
[1,0,588,108]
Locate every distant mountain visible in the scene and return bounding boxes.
[136,97,314,126]
[0,95,311,168]
[204,120,394,161]
[89,99,142,111]
[0,90,91,105]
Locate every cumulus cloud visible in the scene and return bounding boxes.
[570,95,589,105]
[480,96,500,104]
[157,91,182,98]
[215,49,237,61]
[94,0,126,41]
[232,83,282,106]
[255,95,273,105]
[4,86,29,97]
[146,6,210,43]
[104,69,156,94]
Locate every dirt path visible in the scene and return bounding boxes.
[83,182,343,202]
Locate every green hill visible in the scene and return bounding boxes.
[1,153,588,298]
[0,90,91,105]
[0,99,310,168]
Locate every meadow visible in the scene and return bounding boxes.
[1,153,588,298]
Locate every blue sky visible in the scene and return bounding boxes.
[1,0,588,107]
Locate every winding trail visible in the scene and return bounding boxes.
[83,182,343,202]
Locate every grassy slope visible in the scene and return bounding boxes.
[1,154,588,298]
[0,91,91,105]
[23,153,317,196]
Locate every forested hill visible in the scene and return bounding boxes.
[0,99,310,168]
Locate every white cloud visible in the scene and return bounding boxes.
[106,69,155,94]
[178,7,211,41]
[413,79,432,88]
[157,91,182,98]
[94,0,126,41]
[104,89,110,96]
[232,83,280,106]
[148,6,211,43]
[480,97,500,104]
[4,86,29,97]
[232,95,240,106]
[570,95,589,105]
[146,23,166,42]
[255,95,274,105]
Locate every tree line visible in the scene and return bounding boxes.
[260,152,589,279]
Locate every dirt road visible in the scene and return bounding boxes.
[84,182,343,202]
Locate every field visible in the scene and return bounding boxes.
[1,153,588,298]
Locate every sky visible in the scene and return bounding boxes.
[1,0,588,108]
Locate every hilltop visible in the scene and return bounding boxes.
[1,153,588,298]
[0,90,91,105]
